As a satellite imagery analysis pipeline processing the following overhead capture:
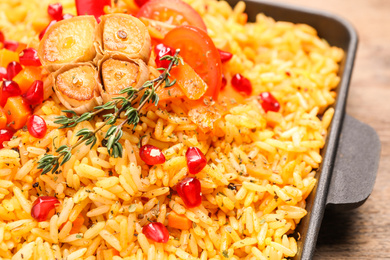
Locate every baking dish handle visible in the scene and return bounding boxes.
[326,114,380,210]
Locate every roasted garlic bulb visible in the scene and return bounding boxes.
[98,14,151,63]
[38,13,152,114]
[99,57,149,103]
[53,64,103,114]
[38,16,98,72]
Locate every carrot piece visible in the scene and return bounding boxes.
[168,211,192,230]
[0,107,7,129]
[103,248,120,259]
[69,214,84,235]
[13,67,43,94]
[3,96,32,130]
[169,62,208,100]
[0,49,19,67]
[156,84,185,101]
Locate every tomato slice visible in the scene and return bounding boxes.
[163,25,222,100]
[136,0,207,31]
[76,0,111,21]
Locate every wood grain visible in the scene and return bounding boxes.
[271,0,390,258]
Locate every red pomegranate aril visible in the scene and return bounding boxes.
[1,81,22,107]
[0,129,14,149]
[7,61,22,80]
[27,115,47,139]
[4,40,19,52]
[62,13,74,20]
[186,147,207,174]
[231,73,252,96]
[142,222,169,243]
[22,80,44,105]
[154,43,174,70]
[140,144,166,165]
[31,196,60,222]
[19,48,42,67]
[135,0,150,8]
[221,74,227,90]
[176,177,202,208]
[48,3,63,21]
[39,20,57,40]
[259,92,280,112]
[0,67,7,81]
[0,31,4,43]
[218,49,233,63]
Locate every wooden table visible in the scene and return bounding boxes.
[272,0,390,258]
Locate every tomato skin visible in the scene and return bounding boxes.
[137,0,207,31]
[75,0,111,21]
[163,25,222,100]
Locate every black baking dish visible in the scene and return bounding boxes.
[225,0,381,259]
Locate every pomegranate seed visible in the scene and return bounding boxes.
[1,81,22,107]
[0,67,7,81]
[186,147,207,174]
[62,13,74,20]
[3,40,19,52]
[19,48,42,67]
[0,31,4,43]
[231,73,252,96]
[0,129,14,149]
[154,43,174,70]
[48,3,63,21]
[140,144,166,165]
[39,20,57,40]
[218,49,233,63]
[27,115,47,139]
[135,0,150,8]
[31,196,59,222]
[259,92,280,112]
[176,177,202,208]
[7,61,22,80]
[142,222,169,243]
[22,80,44,105]
[221,74,227,90]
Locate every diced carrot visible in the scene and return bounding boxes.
[13,67,43,94]
[15,42,27,54]
[103,248,120,259]
[168,211,192,230]
[0,49,19,67]
[3,96,32,130]
[69,214,84,235]
[0,107,7,129]
[218,83,246,105]
[156,85,185,101]
[169,62,208,100]
[188,103,221,133]
[32,16,51,33]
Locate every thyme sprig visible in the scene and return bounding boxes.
[38,50,182,175]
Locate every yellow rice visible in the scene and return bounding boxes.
[0,0,343,259]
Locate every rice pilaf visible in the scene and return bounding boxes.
[0,0,343,259]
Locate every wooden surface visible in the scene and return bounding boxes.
[271,0,390,258]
